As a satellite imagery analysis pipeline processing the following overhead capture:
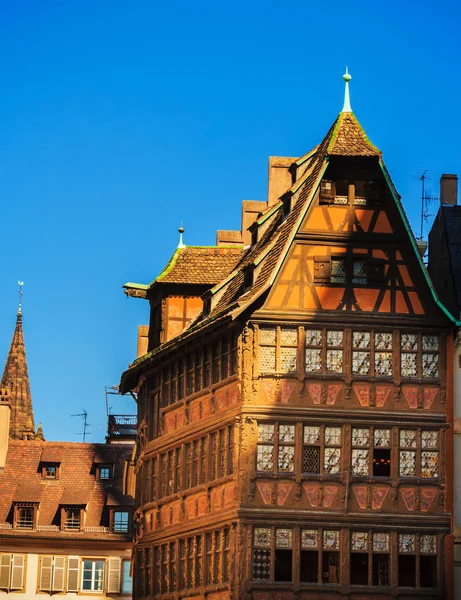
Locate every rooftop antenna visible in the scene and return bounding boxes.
[17,281,24,314]
[105,385,121,417]
[71,409,92,442]
[178,222,186,249]
[418,171,438,240]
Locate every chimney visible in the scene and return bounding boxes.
[268,157,296,206]
[0,388,11,471]
[241,200,267,246]
[137,326,149,358]
[440,174,458,206]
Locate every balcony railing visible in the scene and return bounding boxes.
[107,415,137,438]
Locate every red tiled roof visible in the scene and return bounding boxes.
[0,440,134,540]
[155,246,244,286]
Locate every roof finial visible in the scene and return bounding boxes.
[178,222,186,249]
[341,67,352,113]
[17,281,24,315]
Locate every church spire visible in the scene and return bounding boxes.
[1,284,36,440]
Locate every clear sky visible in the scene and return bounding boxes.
[1,1,460,442]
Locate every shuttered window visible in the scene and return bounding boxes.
[67,557,80,592]
[39,556,66,592]
[107,558,121,594]
[0,555,25,591]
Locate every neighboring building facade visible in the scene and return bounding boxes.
[121,78,456,599]
[0,308,136,598]
[428,176,461,597]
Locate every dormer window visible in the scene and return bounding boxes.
[282,195,292,219]
[110,509,131,533]
[61,506,83,531]
[96,464,113,480]
[13,503,38,530]
[243,267,254,293]
[40,462,59,479]
[203,297,211,316]
[251,227,258,247]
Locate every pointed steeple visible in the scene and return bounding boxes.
[1,286,36,440]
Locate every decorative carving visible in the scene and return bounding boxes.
[372,486,389,509]
[421,488,437,512]
[376,385,391,407]
[326,384,342,405]
[353,485,367,509]
[403,387,418,409]
[354,384,370,406]
[369,384,376,407]
[307,383,322,404]
[424,387,438,409]
[401,488,416,511]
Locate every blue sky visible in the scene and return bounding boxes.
[1,1,460,441]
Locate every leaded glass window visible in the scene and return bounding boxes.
[257,422,295,473]
[305,329,322,373]
[259,327,276,372]
[323,530,340,550]
[352,331,370,375]
[278,425,295,472]
[399,534,415,553]
[399,451,416,477]
[420,535,436,554]
[400,333,440,379]
[421,451,438,478]
[326,330,343,374]
[302,425,341,475]
[373,533,390,552]
[352,427,370,476]
[353,259,367,284]
[331,258,346,284]
[351,532,369,551]
[276,529,292,548]
[301,529,318,549]
[253,528,271,581]
[280,327,298,373]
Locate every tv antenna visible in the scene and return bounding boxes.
[71,409,92,442]
[418,170,438,240]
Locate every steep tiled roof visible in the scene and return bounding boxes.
[328,112,381,156]
[155,246,244,286]
[0,440,134,540]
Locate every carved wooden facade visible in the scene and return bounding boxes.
[121,110,454,599]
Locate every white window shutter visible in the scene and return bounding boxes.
[52,556,66,592]
[0,555,11,589]
[40,556,53,591]
[67,557,80,592]
[10,555,24,590]
[107,558,121,594]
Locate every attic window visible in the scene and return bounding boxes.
[96,464,112,480]
[111,509,130,533]
[243,267,254,292]
[62,507,83,531]
[13,503,38,530]
[203,297,211,316]
[282,196,292,219]
[41,463,59,479]
[251,228,258,247]
[354,180,384,205]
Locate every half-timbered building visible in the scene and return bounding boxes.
[120,73,456,600]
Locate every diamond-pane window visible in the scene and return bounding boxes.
[305,349,322,373]
[258,424,275,443]
[279,425,295,443]
[302,529,318,549]
[422,431,438,449]
[375,333,393,350]
[324,448,341,474]
[280,347,297,372]
[399,451,416,477]
[351,532,369,551]
[421,451,438,478]
[331,259,346,284]
[325,427,341,446]
[327,331,343,347]
[374,429,391,447]
[399,534,415,553]
[353,332,370,349]
[373,533,390,552]
[422,335,438,351]
[420,535,436,554]
[278,446,295,472]
[305,330,322,346]
[352,428,369,447]
[353,351,370,375]
[260,346,276,372]
[323,530,340,550]
[401,353,417,377]
[304,426,320,445]
[352,260,367,284]
[260,328,276,344]
[401,334,418,351]
[422,353,439,378]
[281,328,297,345]
[400,430,417,448]
[375,352,392,376]
[257,445,274,471]
[276,529,292,548]
[303,446,320,473]
[253,549,270,580]
[352,449,369,475]
[326,349,343,373]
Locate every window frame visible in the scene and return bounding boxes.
[13,502,37,530]
[81,558,105,593]
[110,509,131,533]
